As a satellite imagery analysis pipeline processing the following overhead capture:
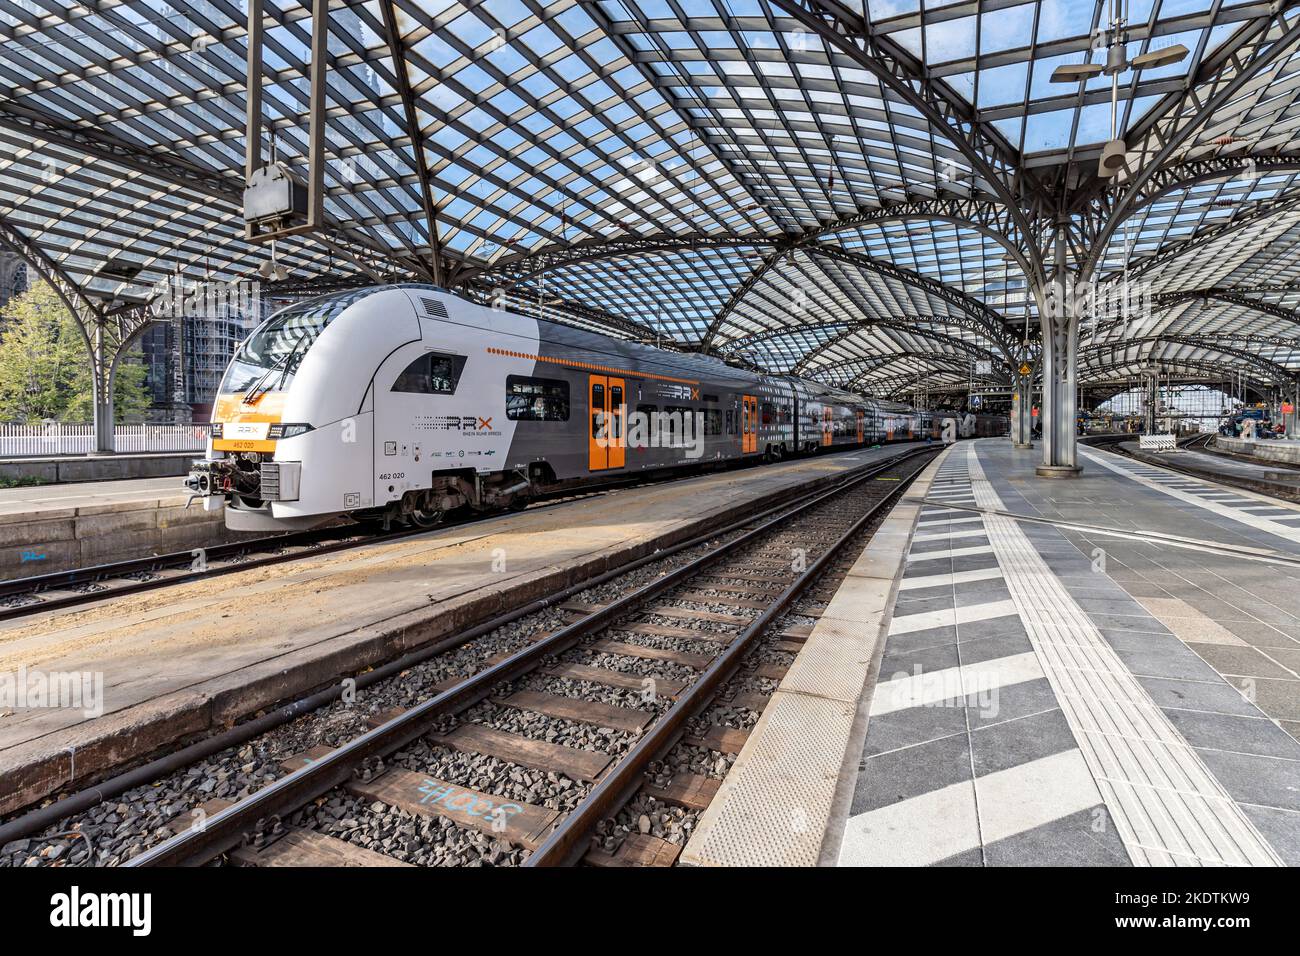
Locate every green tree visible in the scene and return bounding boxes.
[0,281,152,423]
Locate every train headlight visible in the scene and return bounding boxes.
[209,422,223,438]
[268,423,313,440]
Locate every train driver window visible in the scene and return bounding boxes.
[392,352,466,394]
[506,375,570,421]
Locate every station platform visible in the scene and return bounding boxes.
[686,439,1300,867]
[0,446,906,816]
[1118,439,1300,497]
[1213,435,1300,467]
[0,476,232,580]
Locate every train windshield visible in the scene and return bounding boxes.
[220,289,375,394]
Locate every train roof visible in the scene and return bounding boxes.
[271,284,903,411]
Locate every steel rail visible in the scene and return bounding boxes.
[124,447,936,866]
[0,449,919,847]
[524,450,936,866]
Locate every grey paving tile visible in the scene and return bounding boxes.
[1242,806,1300,867]
[1221,621,1300,649]
[1109,645,1224,682]
[861,703,969,757]
[1113,581,1174,599]
[1190,644,1297,680]
[1088,612,1173,634]
[851,733,973,815]
[1136,675,1259,717]
[1197,749,1300,811]
[957,614,1029,644]
[981,806,1132,866]
[1164,709,1300,759]
[958,628,1035,665]
[904,556,955,576]
[882,623,958,651]
[911,536,986,555]
[1269,646,1300,674]
[950,554,1001,573]
[1072,597,1153,616]
[879,640,961,677]
[890,594,957,617]
[969,709,1077,778]
[966,677,1058,730]
[895,583,957,605]
[952,580,1013,606]
[1098,627,1193,653]
[1225,676,1300,722]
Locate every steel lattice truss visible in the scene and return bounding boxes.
[4,0,1300,399]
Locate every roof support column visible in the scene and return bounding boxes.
[1035,226,1081,478]
[1144,373,1160,437]
[1011,371,1034,449]
[92,323,114,455]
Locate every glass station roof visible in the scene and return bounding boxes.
[3,0,1300,400]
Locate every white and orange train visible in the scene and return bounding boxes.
[185,284,1006,531]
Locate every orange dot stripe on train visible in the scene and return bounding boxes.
[486,347,699,386]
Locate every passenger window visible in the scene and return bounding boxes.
[392,352,465,394]
[506,375,569,421]
[664,405,692,446]
[591,382,605,439]
[610,385,623,440]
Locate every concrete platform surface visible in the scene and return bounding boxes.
[1214,435,1300,467]
[1121,440,1300,491]
[692,439,1300,867]
[0,446,903,815]
[0,476,187,517]
[0,477,236,581]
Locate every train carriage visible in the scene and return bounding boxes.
[187,285,997,531]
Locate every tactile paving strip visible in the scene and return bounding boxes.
[682,693,858,867]
[967,446,1282,867]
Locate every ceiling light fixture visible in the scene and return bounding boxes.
[1048,1,1188,180]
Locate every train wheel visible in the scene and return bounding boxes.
[407,506,444,528]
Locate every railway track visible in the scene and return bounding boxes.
[0,444,939,868]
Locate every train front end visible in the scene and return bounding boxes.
[185,287,410,531]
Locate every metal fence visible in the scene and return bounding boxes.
[0,423,209,457]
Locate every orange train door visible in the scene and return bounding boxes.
[589,376,607,471]
[822,406,833,447]
[608,378,625,468]
[856,410,864,443]
[588,375,625,471]
[741,395,758,453]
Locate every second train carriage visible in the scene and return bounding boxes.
[186,285,991,532]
